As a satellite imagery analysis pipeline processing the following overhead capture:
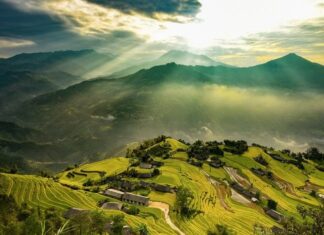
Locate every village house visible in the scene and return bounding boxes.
[105,189,124,199]
[121,180,136,191]
[266,209,284,222]
[269,153,286,162]
[231,183,256,199]
[101,202,123,211]
[139,162,153,169]
[152,183,172,193]
[139,180,151,188]
[251,168,266,176]
[151,160,164,167]
[122,192,149,206]
[137,172,153,178]
[209,161,224,168]
[105,188,150,206]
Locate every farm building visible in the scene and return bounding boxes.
[123,192,149,206]
[137,172,153,178]
[251,168,266,176]
[266,209,284,222]
[121,180,136,191]
[101,202,123,211]
[105,189,124,199]
[139,163,153,169]
[153,184,172,193]
[151,160,164,167]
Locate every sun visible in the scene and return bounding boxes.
[150,0,322,49]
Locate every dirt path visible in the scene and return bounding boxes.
[201,170,233,212]
[230,189,251,205]
[224,167,251,188]
[149,201,185,235]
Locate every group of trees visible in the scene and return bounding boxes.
[187,140,224,161]
[223,140,248,155]
[174,186,202,218]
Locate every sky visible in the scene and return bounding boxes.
[0,0,324,66]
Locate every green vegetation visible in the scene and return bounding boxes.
[1,136,324,234]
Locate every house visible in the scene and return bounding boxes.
[251,168,266,176]
[139,180,151,188]
[209,161,223,168]
[64,208,88,219]
[266,209,284,222]
[269,153,286,162]
[251,197,259,203]
[151,160,164,167]
[122,192,149,206]
[105,189,125,199]
[153,184,171,193]
[231,183,256,199]
[137,173,153,178]
[121,180,136,191]
[139,162,153,169]
[101,202,123,211]
[104,224,134,235]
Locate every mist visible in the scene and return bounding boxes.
[133,84,324,152]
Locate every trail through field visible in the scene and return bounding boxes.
[230,189,251,205]
[224,167,251,188]
[149,201,185,235]
[201,170,233,211]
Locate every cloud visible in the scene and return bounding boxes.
[0,37,35,48]
[87,0,201,19]
[273,137,309,151]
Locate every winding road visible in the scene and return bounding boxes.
[149,201,185,235]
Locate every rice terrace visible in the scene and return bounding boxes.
[1,0,324,234]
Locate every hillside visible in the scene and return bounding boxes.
[4,53,324,169]
[1,137,323,234]
[0,49,114,77]
[194,53,324,89]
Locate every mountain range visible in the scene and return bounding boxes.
[0,49,324,172]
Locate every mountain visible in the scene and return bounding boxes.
[194,53,324,89]
[0,49,114,77]
[158,50,228,66]
[110,50,230,78]
[0,70,81,114]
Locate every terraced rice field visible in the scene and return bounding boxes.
[0,173,178,235]
[0,173,99,210]
[141,159,277,235]
[58,157,130,187]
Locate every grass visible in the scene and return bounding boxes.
[58,157,130,187]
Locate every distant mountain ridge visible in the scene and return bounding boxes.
[110,50,231,78]
[1,51,324,172]
[0,49,114,77]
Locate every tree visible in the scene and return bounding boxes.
[267,199,277,210]
[111,214,125,235]
[305,147,323,161]
[138,223,149,235]
[175,186,194,217]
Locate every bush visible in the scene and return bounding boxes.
[267,199,277,210]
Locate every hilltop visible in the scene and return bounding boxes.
[1,136,323,234]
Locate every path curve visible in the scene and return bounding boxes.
[149,201,185,235]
